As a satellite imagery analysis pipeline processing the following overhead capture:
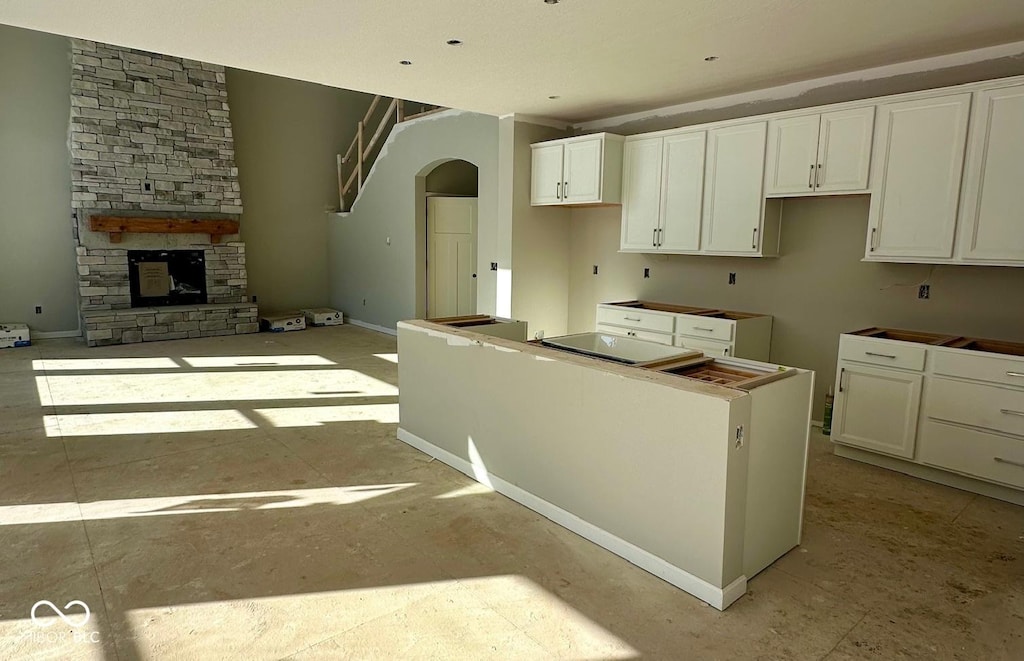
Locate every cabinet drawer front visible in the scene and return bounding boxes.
[673,335,732,357]
[919,420,1024,490]
[595,306,675,333]
[675,315,733,342]
[594,323,628,338]
[927,378,1024,437]
[838,337,926,371]
[596,324,673,345]
[932,350,1024,388]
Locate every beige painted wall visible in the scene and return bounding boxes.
[0,25,78,333]
[226,69,372,315]
[510,121,572,339]
[327,111,500,328]
[568,197,1024,417]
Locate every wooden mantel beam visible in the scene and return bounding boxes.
[89,216,240,244]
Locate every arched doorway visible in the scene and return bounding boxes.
[419,159,479,318]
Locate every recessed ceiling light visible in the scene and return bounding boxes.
[446,39,463,46]
[704,56,719,62]
[548,95,560,100]
[544,0,560,4]
[400,60,412,65]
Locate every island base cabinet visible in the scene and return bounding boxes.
[832,361,922,459]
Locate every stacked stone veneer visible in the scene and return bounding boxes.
[70,39,241,215]
[69,40,258,347]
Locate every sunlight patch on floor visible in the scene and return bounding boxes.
[34,357,179,371]
[39,369,397,406]
[182,355,337,368]
[373,353,399,364]
[45,409,257,437]
[434,482,494,499]
[0,485,416,526]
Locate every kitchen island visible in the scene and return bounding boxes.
[397,321,814,610]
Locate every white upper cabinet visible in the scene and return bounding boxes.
[659,131,706,252]
[620,137,663,251]
[531,143,564,205]
[866,93,971,260]
[765,115,821,195]
[815,108,875,192]
[957,83,1024,263]
[765,107,873,195]
[530,133,624,206]
[702,122,768,254]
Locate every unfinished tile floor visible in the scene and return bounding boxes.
[1,325,1022,660]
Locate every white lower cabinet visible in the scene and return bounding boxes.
[832,360,922,459]
[596,302,772,361]
[831,331,1024,502]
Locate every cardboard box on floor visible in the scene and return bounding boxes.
[0,323,31,349]
[301,308,344,327]
[259,313,306,332]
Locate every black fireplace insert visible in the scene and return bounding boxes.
[128,250,207,307]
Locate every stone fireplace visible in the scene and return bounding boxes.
[69,39,258,346]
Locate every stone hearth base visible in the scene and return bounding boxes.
[83,303,259,347]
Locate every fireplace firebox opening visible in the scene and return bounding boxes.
[128,250,207,308]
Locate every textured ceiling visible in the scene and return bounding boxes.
[1,0,1023,122]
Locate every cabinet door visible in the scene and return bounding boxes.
[831,361,922,459]
[816,107,874,192]
[659,131,705,251]
[563,137,604,203]
[702,122,767,254]
[620,138,663,251]
[958,84,1024,262]
[765,115,819,195]
[531,144,564,205]
[867,94,971,259]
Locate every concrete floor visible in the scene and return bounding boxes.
[1,325,1022,660]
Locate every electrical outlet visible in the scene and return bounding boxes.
[251,295,258,303]
[35,306,42,314]
[490,262,498,271]
[728,273,736,285]
[643,267,650,279]
[593,265,599,275]
[362,298,367,306]
[918,284,930,300]
[142,181,152,192]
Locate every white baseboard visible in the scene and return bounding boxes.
[346,319,398,336]
[397,427,747,610]
[33,330,82,339]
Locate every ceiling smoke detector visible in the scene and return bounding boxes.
[399,60,412,65]
[446,39,463,46]
[544,0,560,4]
[704,55,719,62]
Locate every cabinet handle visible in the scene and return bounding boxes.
[624,316,642,322]
[693,327,715,332]
[864,351,897,359]
[808,164,814,189]
[994,457,1024,469]
[657,228,663,246]
[564,181,569,197]
[1000,409,1024,418]
[870,227,877,252]
[653,228,658,247]
[838,367,845,392]
[752,227,758,249]
[1007,371,1024,378]
[815,163,822,188]
[556,182,561,200]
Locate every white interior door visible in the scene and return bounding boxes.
[427,197,477,318]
